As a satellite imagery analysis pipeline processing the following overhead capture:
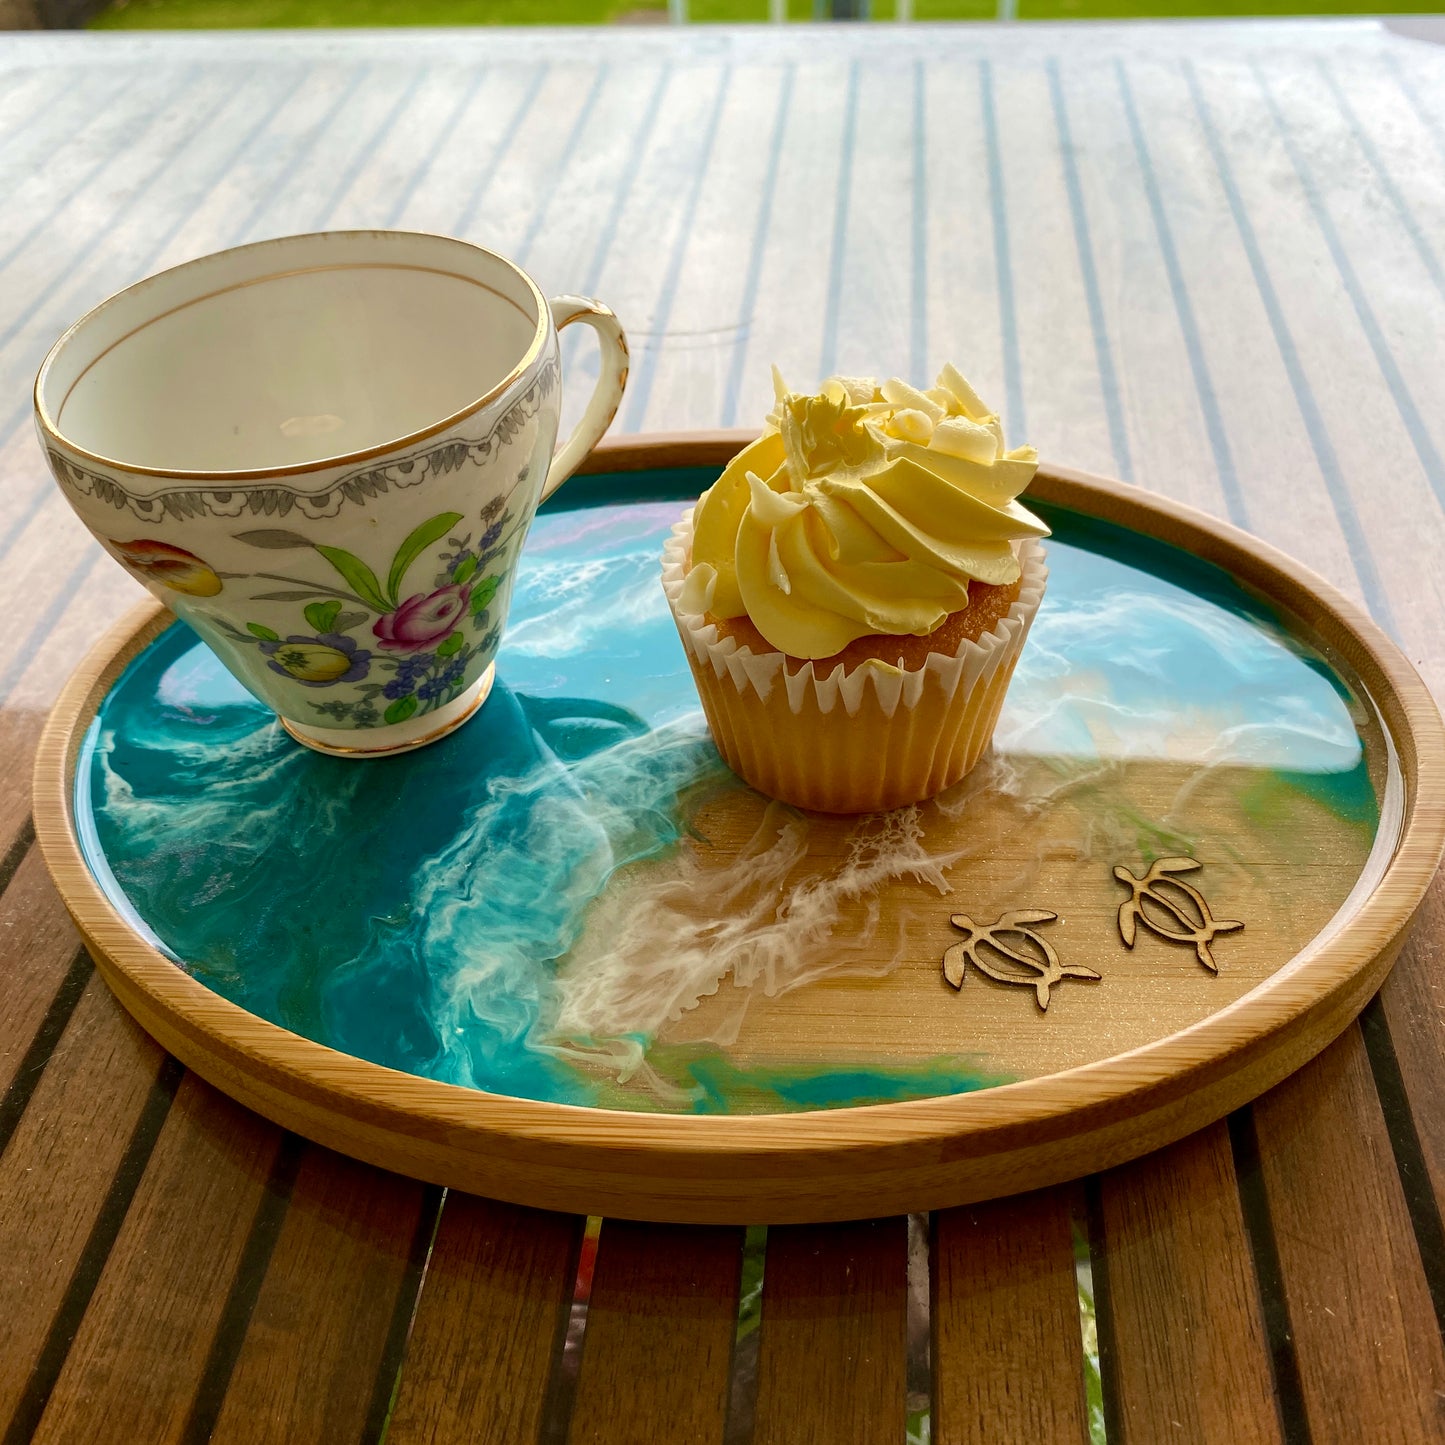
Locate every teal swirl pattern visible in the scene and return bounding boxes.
[78,478,1381,1113]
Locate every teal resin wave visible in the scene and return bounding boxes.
[78,478,1382,1113]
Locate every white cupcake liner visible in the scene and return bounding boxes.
[661,510,1047,813]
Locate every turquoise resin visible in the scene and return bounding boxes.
[77,470,1383,1113]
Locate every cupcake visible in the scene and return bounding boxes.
[662,365,1049,813]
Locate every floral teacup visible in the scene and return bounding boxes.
[35,230,628,757]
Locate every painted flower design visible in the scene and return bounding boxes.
[373,583,472,653]
[110,538,223,597]
[231,503,512,725]
[260,633,372,687]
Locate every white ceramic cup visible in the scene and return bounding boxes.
[35,230,629,757]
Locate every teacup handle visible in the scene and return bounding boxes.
[541,296,629,503]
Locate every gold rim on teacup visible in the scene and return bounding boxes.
[35,230,630,758]
[35,233,553,482]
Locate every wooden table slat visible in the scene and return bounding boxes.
[568,1220,744,1445]
[753,1218,908,1445]
[0,977,168,1442]
[206,1148,438,1445]
[0,847,93,1113]
[1098,1121,1284,1445]
[384,1193,584,1445]
[1376,875,1445,1318]
[28,1072,285,1445]
[0,728,43,868]
[1252,1024,1445,1445]
[932,1186,1091,1445]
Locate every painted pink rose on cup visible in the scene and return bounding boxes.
[373,583,472,653]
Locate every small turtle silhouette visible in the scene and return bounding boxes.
[943,909,1100,1012]
[1113,857,1243,973]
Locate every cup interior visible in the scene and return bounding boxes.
[38,233,544,476]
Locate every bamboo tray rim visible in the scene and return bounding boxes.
[33,435,1445,1176]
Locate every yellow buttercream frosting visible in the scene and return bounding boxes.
[687,365,1050,659]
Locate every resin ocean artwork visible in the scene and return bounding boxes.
[77,469,1392,1114]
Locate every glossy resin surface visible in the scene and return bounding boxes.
[76,469,1391,1114]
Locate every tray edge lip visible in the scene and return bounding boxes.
[33,435,1445,1163]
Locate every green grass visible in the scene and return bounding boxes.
[92,0,661,27]
[1025,0,1440,16]
[87,0,1000,24]
[91,0,1444,32]
[88,0,960,25]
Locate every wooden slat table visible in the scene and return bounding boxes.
[2,18,1445,1442]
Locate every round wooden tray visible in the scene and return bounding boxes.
[34,435,1445,1224]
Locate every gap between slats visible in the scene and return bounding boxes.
[0,816,35,900]
[178,1134,308,1445]
[362,1185,445,1443]
[2,1055,183,1445]
[1226,1109,1310,1445]
[0,944,92,1156]
[1359,996,1445,1340]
